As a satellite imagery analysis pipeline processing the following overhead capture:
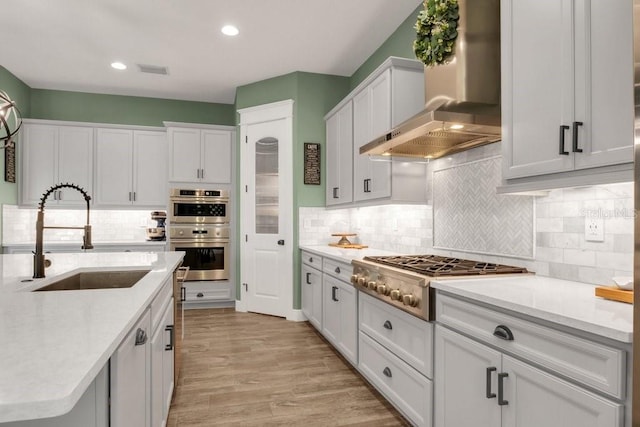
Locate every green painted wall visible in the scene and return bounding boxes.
[234,71,349,307]
[0,67,31,243]
[30,89,235,127]
[349,4,422,90]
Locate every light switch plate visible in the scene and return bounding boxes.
[584,217,604,242]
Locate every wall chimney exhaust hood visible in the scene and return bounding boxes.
[360,0,501,159]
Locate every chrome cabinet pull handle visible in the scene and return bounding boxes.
[493,325,514,341]
[498,372,509,406]
[383,367,392,378]
[306,272,311,284]
[335,267,341,274]
[486,367,497,398]
[383,320,393,330]
[331,286,339,302]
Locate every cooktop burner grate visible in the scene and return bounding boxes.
[363,255,528,277]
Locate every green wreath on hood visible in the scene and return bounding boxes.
[413,0,460,67]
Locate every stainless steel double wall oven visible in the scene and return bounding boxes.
[169,189,230,281]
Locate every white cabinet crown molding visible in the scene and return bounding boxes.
[324,56,424,120]
[162,121,235,131]
[22,118,165,132]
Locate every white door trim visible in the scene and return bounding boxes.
[237,99,295,319]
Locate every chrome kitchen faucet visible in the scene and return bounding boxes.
[33,183,93,278]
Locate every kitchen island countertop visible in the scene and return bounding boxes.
[432,275,633,343]
[0,251,184,423]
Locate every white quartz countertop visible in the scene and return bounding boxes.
[0,251,184,423]
[299,245,399,263]
[2,240,166,248]
[432,275,633,343]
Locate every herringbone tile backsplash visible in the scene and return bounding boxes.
[432,156,534,259]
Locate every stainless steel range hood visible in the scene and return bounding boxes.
[360,0,501,159]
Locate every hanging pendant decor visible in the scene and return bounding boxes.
[413,0,460,67]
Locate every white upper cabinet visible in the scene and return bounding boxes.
[353,71,392,202]
[95,128,167,207]
[21,122,94,206]
[324,57,427,207]
[325,101,353,206]
[167,124,234,184]
[501,0,634,187]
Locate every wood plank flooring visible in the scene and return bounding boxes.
[168,308,410,426]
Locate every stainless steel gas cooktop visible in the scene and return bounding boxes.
[351,255,530,320]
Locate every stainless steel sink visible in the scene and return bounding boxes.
[34,269,151,291]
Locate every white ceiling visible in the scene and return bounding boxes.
[2,0,421,104]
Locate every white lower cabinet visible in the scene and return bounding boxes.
[1,366,109,427]
[322,274,358,366]
[151,297,175,427]
[301,261,322,330]
[435,325,622,427]
[434,291,625,427]
[358,292,433,427]
[111,277,175,427]
[359,332,433,427]
[111,309,152,427]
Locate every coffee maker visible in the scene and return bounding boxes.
[146,211,166,241]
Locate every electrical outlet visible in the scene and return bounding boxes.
[584,217,604,242]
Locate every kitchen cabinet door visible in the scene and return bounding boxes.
[95,128,134,206]
[502,0,633,181]
[572,0,633,170]
[301,263,322,330]
[434,325,501,427]
[201,129,232,183]
[168,126,233,184]
[151,299,175,427]
[161,299,175,419]
[21,123,93,206]
[111,309,151,427]
[325,101,353,206]
[322,275,357,366]
[322,275,341,348]
[353,72,391,202]
[150,312,164,427]
[133,130,167,207]
[501,355,622,427]
[168,128,201,182]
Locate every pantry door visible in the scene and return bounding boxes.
[239,100,293,319]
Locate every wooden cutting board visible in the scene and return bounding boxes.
[595,286,633,304]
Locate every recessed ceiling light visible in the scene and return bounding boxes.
[221,25,239,36]
[111,62,127,70]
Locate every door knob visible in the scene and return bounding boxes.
[277,239,285,246]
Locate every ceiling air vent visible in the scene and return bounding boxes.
[137,64,169,75]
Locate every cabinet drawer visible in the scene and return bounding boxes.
[151,278,173,331]
[184,282,233,302]
[322,257,352,282]
[359,332,432,427]
[360,292,433,378]
[436,293,626,399]
[301,251,321,268]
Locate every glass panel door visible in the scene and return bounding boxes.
[255,137,279,234]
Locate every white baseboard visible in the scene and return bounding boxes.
[287,309,307,322]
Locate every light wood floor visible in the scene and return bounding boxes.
[167,308,410,426]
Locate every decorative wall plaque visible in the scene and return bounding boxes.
[303,142,320,185]
[4,140,15,183]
